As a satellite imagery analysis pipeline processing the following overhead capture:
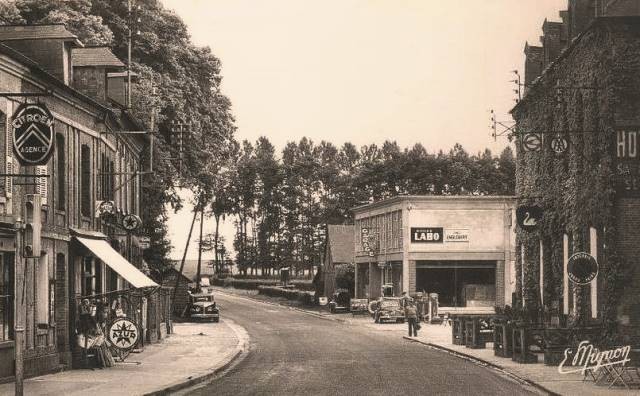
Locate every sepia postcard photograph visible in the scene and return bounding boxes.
[0,0,639,395]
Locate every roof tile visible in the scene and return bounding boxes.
[72,47,125,68]
[0,24,79,42]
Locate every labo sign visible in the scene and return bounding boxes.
[11,103,55,165]
[411,227,443,243]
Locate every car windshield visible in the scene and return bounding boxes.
[193,296,213,302]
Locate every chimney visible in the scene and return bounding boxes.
[568,0,597,40]
[541,19,566,67]
[0,24,82,84]
[71,46,125,103]
[524,42,544,92]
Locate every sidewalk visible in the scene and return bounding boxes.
[408,324,639,396]
[0,320,248,396]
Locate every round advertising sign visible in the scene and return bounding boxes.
[11,103,55,165]
[108,318,139,350]
[567,252,598,285]
[122,214,142,231]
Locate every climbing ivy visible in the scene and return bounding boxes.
[512,24,634,338]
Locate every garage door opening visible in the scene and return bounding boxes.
[415,261,496,308]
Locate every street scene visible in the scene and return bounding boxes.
[1,0,640,395]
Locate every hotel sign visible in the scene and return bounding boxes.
[11,103,55,165]
[411,227,443,243]
[616,129,640,196]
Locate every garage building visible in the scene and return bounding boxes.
[353,196,516,314]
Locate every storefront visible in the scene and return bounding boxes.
[353,196,516,314]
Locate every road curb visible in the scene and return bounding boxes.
[403,336,560,396]
[143,319,249,396]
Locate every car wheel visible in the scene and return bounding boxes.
[213,318,219,323]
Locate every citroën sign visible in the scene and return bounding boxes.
[11,103,55,166]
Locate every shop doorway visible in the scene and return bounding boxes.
[415,261,496,308]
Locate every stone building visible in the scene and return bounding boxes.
[0,24,160,379]
[512,0,640,340]
[321,224,354,298]
[353,196,516,315]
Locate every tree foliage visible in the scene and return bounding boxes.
[4,0,237,277]
[232,136,516,277]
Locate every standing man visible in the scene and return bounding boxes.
[405,301,418,337]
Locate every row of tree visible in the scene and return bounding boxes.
[217,138,515,277]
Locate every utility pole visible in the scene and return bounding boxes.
[127,0,132,108]
[195,205,204,291]
[172,209,198,313]
[13,218,24,396]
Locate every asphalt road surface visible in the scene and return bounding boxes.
[187,293,541,396]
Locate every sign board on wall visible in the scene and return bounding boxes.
[616,129,640,196]
[411,227,443,243]
[445,229,469,242]
[516,205,542,231]
[567,252,598,285]
[11,102,55,165]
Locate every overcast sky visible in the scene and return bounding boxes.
[161,0,567,260]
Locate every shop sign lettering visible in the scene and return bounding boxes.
[616,129,640,196]
[567,252,598,285]
[558,341,630,375]
[411,227,443,243]
[11,103,55,165]
[445,229,469,243]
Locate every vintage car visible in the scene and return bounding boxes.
[370,297,405,323]
[328,289,351,313]
[188,291,220,322]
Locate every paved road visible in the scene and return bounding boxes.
[188,293,540,396]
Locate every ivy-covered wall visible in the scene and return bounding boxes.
[512,17,640,339]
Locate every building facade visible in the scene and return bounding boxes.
[353,196,516,314]
[0,24,156,379]
[513,1,640,341]
[321,224,355,298]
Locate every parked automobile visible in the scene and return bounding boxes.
[187,290,220,322]
[328,289,351,313]
[370,297,405,323]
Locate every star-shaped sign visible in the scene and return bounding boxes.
[109,319,138,349]
[122,214,141,231]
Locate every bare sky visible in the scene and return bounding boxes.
[161,0,568,260]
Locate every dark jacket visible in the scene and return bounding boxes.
[404,305,417,319]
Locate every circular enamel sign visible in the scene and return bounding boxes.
[567,252,598,285]
[11,103,55,165]
[108,318,139,350]
[122,214,142,231]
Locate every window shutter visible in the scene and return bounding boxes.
[5,159,12,198]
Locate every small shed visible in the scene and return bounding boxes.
[161,268,192,316]
[322,225,355,297]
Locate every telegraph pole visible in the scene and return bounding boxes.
[127,0,132,108]
[14,218,24,396]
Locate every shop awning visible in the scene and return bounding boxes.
[74,236,158,289]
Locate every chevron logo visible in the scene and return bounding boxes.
[11,103,54,165]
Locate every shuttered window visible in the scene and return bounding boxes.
[56,134,65,210]
[80,145,91,217]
